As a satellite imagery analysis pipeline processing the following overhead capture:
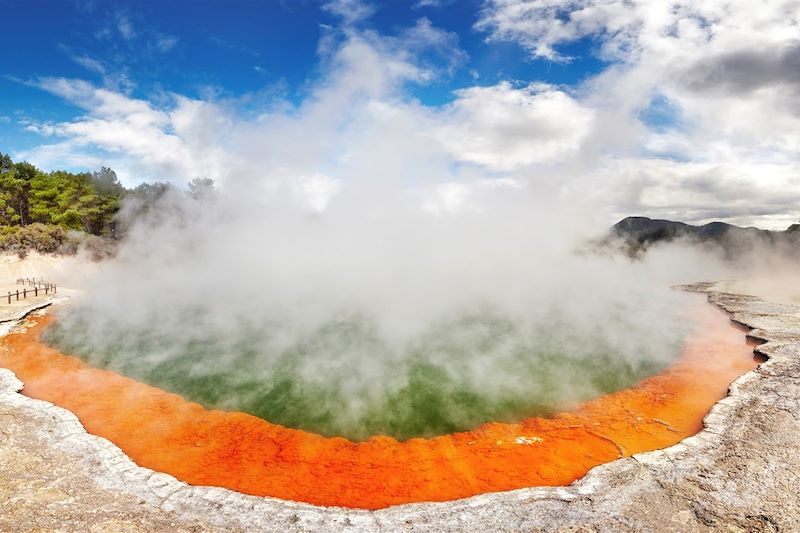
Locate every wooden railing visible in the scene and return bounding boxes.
[7,278,57,304]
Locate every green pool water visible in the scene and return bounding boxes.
[44,305,689,441]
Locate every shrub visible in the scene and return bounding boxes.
[0,223,71,255]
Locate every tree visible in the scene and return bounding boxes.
[0,161,20,225]
[188,177,216,200]
[0,153,123,236]
[116,181,175,232]
[0,153,13,174]
[90,167,125,197]
[13,161,38,225]
[0,153,225,246]
[0,154,29,225]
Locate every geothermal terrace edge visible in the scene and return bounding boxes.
[1,282,799,532]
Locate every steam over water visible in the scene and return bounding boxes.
[20,2,796,448]
[45,186,705,441]
[46,298,693,440]
[37,20,735,440]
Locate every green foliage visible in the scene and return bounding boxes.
[114,181,175,234]
[0,151,215,255]
[0,223,72,256]
[187,177,216,200]
[0,152,121,240]
[89,167,125,197]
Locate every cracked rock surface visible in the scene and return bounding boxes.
[1,281,798,532]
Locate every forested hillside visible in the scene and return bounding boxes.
[607,216,800,259]
[0,152,200,256]
[0,153,122,235]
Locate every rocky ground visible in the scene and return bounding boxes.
[0,281,798,532]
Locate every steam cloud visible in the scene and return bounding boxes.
[44,18,766,441]
[51,183,725,439]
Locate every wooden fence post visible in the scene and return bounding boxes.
[3,279,59,301]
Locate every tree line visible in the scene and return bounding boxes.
[0,151,212,256]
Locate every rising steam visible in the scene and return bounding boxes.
[43,22,749,441]
[47,178,735,439]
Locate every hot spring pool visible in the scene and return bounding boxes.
[0,294,761,508]
[41,301,692,441]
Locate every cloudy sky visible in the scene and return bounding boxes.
[1,0,799,229]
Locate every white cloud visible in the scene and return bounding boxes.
[399,17,468,76]
[153,34,178,52]
[476,0,638,61]
[586,158,800,230]
[294,173,341,212]
[23,122,59,136]
[322,0,376,26]
[422,177,522,214]
[436,82,594,171]
[19,24,472,204]
[414,0,453,8]
[18,4,800,229]
[116,14,135,40]
[475,0,800,227]
[21,78,228,185]
[12,141,105,174]
[94,10,176,56]
[70,54,106,75]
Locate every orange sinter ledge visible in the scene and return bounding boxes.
[0,302,760,509]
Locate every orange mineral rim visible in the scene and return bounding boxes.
[0,300,760,509]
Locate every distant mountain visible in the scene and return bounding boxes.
[607,216,800,258]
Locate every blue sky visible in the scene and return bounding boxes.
[0,0,606,156]
[0,0,797,229]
